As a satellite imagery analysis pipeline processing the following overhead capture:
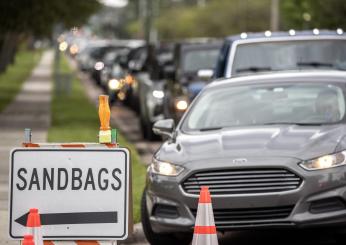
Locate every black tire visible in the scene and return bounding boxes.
[140,118,148,139]
[141,189,192,245]
[140,117,159,141]
[108,92,117,106]
[145,122,159,141]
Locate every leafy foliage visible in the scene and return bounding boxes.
[127,0,346,39]
[281,0,346,30]
[131,0,271,39]
[0,0,101,37]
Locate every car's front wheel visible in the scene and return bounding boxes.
[141,189,192,245]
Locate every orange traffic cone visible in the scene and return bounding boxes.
[26,208,43,245]
[192,186,218,245]
[22,234,35,245]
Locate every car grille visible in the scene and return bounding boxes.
[191,205,294,229]
[182,168,302,195]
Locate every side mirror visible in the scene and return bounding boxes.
[153,119,175,138]
[197,69,214,80]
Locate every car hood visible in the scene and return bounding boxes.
[156,124,346,164]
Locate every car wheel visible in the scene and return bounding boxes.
[145,121,159,141]
[140,117,159,141]
[109,93,117,106]
[141,189,192,245]
[140,118,148,139]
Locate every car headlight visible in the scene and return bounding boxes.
[59,41,68,52]
[152,90,164,99]
[300,151,346,170]
[175,99,188,111]
[69,44,79,55]
[108,79,121,90]
[94,61,104,71]
[151,158,184,176]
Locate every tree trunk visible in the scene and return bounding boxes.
[0,32,19,73]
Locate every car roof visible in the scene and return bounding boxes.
[178,40,222,48]
[224,29,346,43]
[208,71,346,89]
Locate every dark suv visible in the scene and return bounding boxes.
[215,29,346,79]
[162,40,222,123]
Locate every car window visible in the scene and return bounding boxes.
[182,82,346,131]
[182,48,220,72]
[231,40,346,76]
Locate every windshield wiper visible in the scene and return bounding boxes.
[296,62,333,68]
[236,66,272,73]
[261,122,323,126]
[199,127,223,131]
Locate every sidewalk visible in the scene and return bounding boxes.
[0,50,53,244]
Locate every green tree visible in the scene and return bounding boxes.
[0,0,100,73]
[281,0,346,30]
[155,0,271,39]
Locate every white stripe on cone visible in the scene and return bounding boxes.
[192,234,219,245]
[26,226,43,245]
[26,209,44,245]
[192,186,218,245]
[194,203,216,226]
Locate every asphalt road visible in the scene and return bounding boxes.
[78,69,345,245]
[219,229,342,244]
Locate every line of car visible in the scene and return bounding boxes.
[66,29,346,245]
[68,37,223,141]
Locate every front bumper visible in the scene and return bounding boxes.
[145,157,346,233]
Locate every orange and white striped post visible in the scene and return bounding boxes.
[26,208,43,245]
[22,234,35,245]
[192,186,218,245]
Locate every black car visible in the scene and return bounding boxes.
[120,45,147,111]
[89,40,145,85]
[137,43,174,140]
[162,40,222,123]
[90,45,130,85]
[98,48,130,90]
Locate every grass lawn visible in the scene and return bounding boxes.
[0,49,42,112]
[48,55,146,223]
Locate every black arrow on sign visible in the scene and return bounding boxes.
[15,211,117,226]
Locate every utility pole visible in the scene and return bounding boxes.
[197,0,206,8]
[143,0,159,44]
[270,0,279,31]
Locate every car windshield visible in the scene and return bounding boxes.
[90,46,121,60]
[183,48,220,72]
[182,82,346,131]
[231,40,346,76]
